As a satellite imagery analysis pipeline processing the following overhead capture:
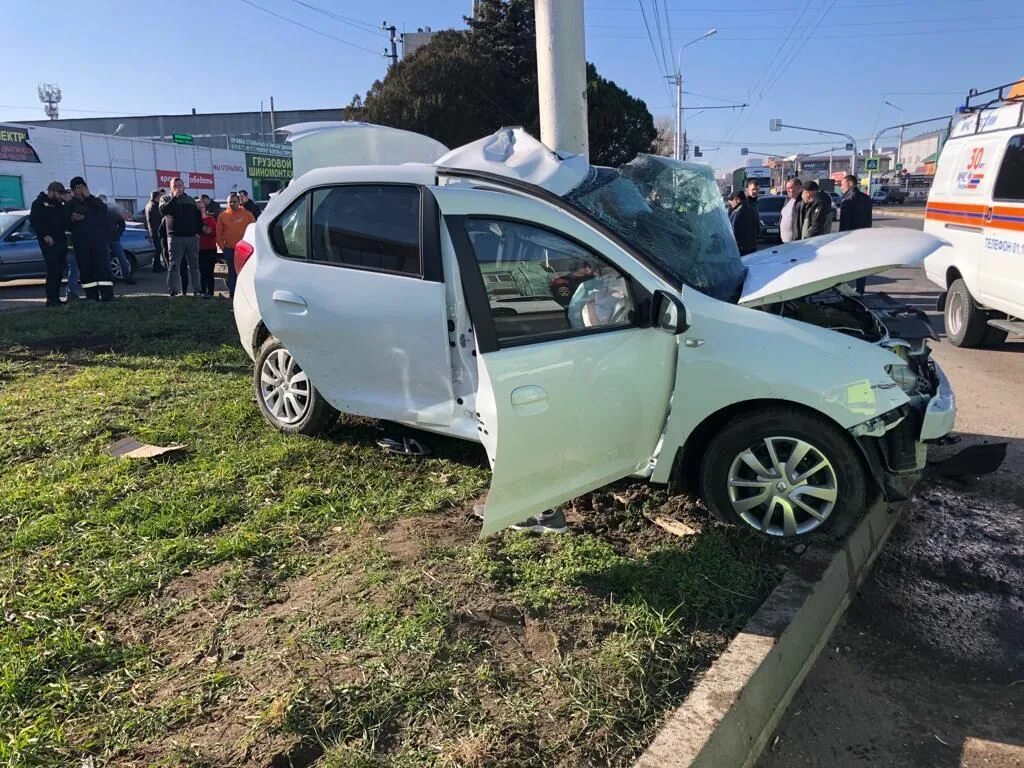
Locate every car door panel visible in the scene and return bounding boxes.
[253,185,455,427]
[434,187,679,535]
[1,218,44,278]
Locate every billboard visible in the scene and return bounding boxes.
[156,169,215,190]
[245,153,293,180]
[227,137,292,157]
[0,125,40,163]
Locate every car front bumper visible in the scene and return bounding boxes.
[854,360,956,501]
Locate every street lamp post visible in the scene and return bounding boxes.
[770,119,858,179]
[673,29,716,161]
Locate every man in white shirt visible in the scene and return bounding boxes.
[780,177,803,243]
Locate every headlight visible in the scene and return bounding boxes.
[885,363,917,393]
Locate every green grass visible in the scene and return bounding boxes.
[0,298,785,767]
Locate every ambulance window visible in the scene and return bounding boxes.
[993,135,1024,201]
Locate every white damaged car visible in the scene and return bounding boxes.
[231,127,955,538]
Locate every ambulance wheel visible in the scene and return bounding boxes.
[945,279,987,348]
[254,337,338,436]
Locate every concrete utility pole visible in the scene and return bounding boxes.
[381,21,399,68]
[535,0,589,157]
[269,96,276,139]
[672,28,717,161]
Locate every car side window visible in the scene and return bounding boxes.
[993,135,1024,202]
[14,219,37,240]
[464,218,634,345]
[270,195,308,259]
[309,185,421,276]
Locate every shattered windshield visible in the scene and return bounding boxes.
[563,155,745,302]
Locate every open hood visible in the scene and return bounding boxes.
[739,229,948,307]
[435,127,590,196]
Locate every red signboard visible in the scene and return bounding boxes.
[156,169,216,190]
[186,171,215,189]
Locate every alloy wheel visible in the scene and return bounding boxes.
[726,436,838,537]
[259,348,311,425]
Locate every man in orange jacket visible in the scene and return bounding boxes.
[216,191,256,298]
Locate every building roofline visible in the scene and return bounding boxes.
[16,107,348,126]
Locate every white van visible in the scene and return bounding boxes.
[232,127,955,539]
[923,80,1024,347]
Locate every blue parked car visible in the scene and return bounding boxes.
[0,210,155,282]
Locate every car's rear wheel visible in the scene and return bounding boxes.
[945,278,987,347]
[254,336,338,435]
[700,408,867,538]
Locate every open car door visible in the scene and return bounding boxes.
[433,185,681,535]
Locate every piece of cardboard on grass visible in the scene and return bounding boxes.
[107,437,186,460]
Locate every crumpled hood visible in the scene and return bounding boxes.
[435,127,591,196]
[739,228,948,307]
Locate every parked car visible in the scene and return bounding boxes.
[872,186,907,205]
[0,210,155,282]
[923,81,1024,347]
[232,128,955,539]
[755,194,786,242]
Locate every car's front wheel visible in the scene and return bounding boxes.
[700,408,867,538]
[254,337,338,435]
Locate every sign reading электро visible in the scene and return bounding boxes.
[246,153,294,180]
[0,124,41,163]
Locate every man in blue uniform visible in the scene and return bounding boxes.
[66,177,115,301]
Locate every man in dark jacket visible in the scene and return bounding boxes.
[238,189,260,220]
[199,194,222,218]
[66,177,115,301]
[159,177,203,296]
[838,174,873,232]
[144,190,166,272]
[838,174,874,292]
[798,181,833,239]
[728,191,759,256]
[29,182,69,307]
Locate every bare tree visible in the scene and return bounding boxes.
[653,116,675,157]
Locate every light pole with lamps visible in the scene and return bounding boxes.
[672,29,716,161]
[770,119,858,179]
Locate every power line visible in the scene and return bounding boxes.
[662,0,676,67]
[237,0,382,55]
[637,0,675,106]
[291,1,385,36]
[590,24,1024,40]
[651,0,671,76]
[586,14,1024,30]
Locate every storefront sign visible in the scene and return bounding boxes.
[156,170,216,189]
[185,171,215,189]
[246,153,293,180]
[228,137,292,157]
[173,133,194,145]
[0,125,41,163]
[0,175,25,208]
[213,162,245,173]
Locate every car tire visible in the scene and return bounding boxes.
[945,278,987,348]
[700,407,867,538]
[254,336,338,436]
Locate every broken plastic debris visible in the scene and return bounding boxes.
[376,436,431,457]
[106,437,186,459]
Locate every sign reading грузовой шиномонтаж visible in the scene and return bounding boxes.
[0,125,41,163]
[246,153,293,180]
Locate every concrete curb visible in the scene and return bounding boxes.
[635,500,901,768]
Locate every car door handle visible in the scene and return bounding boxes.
[272,290,307,307]
[510,385,548,415]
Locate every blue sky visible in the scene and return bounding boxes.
[1,0,1020,170]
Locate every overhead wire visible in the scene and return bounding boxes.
[291,0,386,36]
[637,0,676,106]
[237,0,382,55]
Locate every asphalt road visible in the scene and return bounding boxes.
[760,214,1024,768]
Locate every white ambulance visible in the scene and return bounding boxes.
[923,79,1024,347]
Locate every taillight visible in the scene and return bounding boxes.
[234,240,255,274]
